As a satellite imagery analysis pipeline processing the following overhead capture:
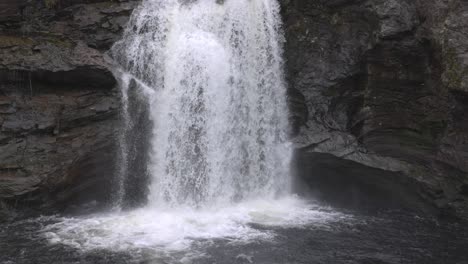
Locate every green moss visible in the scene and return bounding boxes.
[44,0,59,9]
[43,36,73,49]
[444,48,464,88]
[0,34,74,58]
[0,36,34,48]
[27,31,75,49]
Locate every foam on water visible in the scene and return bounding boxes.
[42,197,348,254]
[41,0,350,257]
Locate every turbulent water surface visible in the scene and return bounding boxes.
[28,0,339,257]
[1,210,468,264]
[3,0,338,260]
[2,0,467,263]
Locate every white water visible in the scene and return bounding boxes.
[43,198,347,253]
[42,0,347,257]
[112,0,291,207]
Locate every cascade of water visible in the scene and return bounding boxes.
[41,1,347,255]
[111,0,291,208]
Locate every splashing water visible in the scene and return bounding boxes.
[41,0,348,257]
[42,198,348,253]
[112,0,291,208]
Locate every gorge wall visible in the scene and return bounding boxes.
[0,0,139,217]
[0,0,467,220]
[283,0,468,218]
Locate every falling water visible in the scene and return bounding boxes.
[111,0,291,208]
[40,0,346,257]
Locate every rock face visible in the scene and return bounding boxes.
[0,0,138,217]
[282,0,468,218]
[0,0,467,220]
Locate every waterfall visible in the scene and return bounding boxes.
[41,1,344,255]
[111,0,291,208]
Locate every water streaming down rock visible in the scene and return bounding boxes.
[37,1,349,254]
[111,0,291,208]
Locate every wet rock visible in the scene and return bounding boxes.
[0,0,467,221]
[0,38,116,89]
[282,0,468,219]
[0,0,136,214]
[0,0,25,22]
[0,89,120,211]
[294,151,436,214]
[55,142,118,214]
[370,0,418,38]
[0,175,41,199]
[0,1,134,216]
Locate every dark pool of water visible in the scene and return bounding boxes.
[1,210,467,264]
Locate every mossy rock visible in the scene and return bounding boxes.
[443,48,464,89]
[41,36,74,49]
[44,0,59,9]
[0,36,34,49]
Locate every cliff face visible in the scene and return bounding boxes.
[0,0,138,217]
[0,0,467,219]
[282,0,468,218]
